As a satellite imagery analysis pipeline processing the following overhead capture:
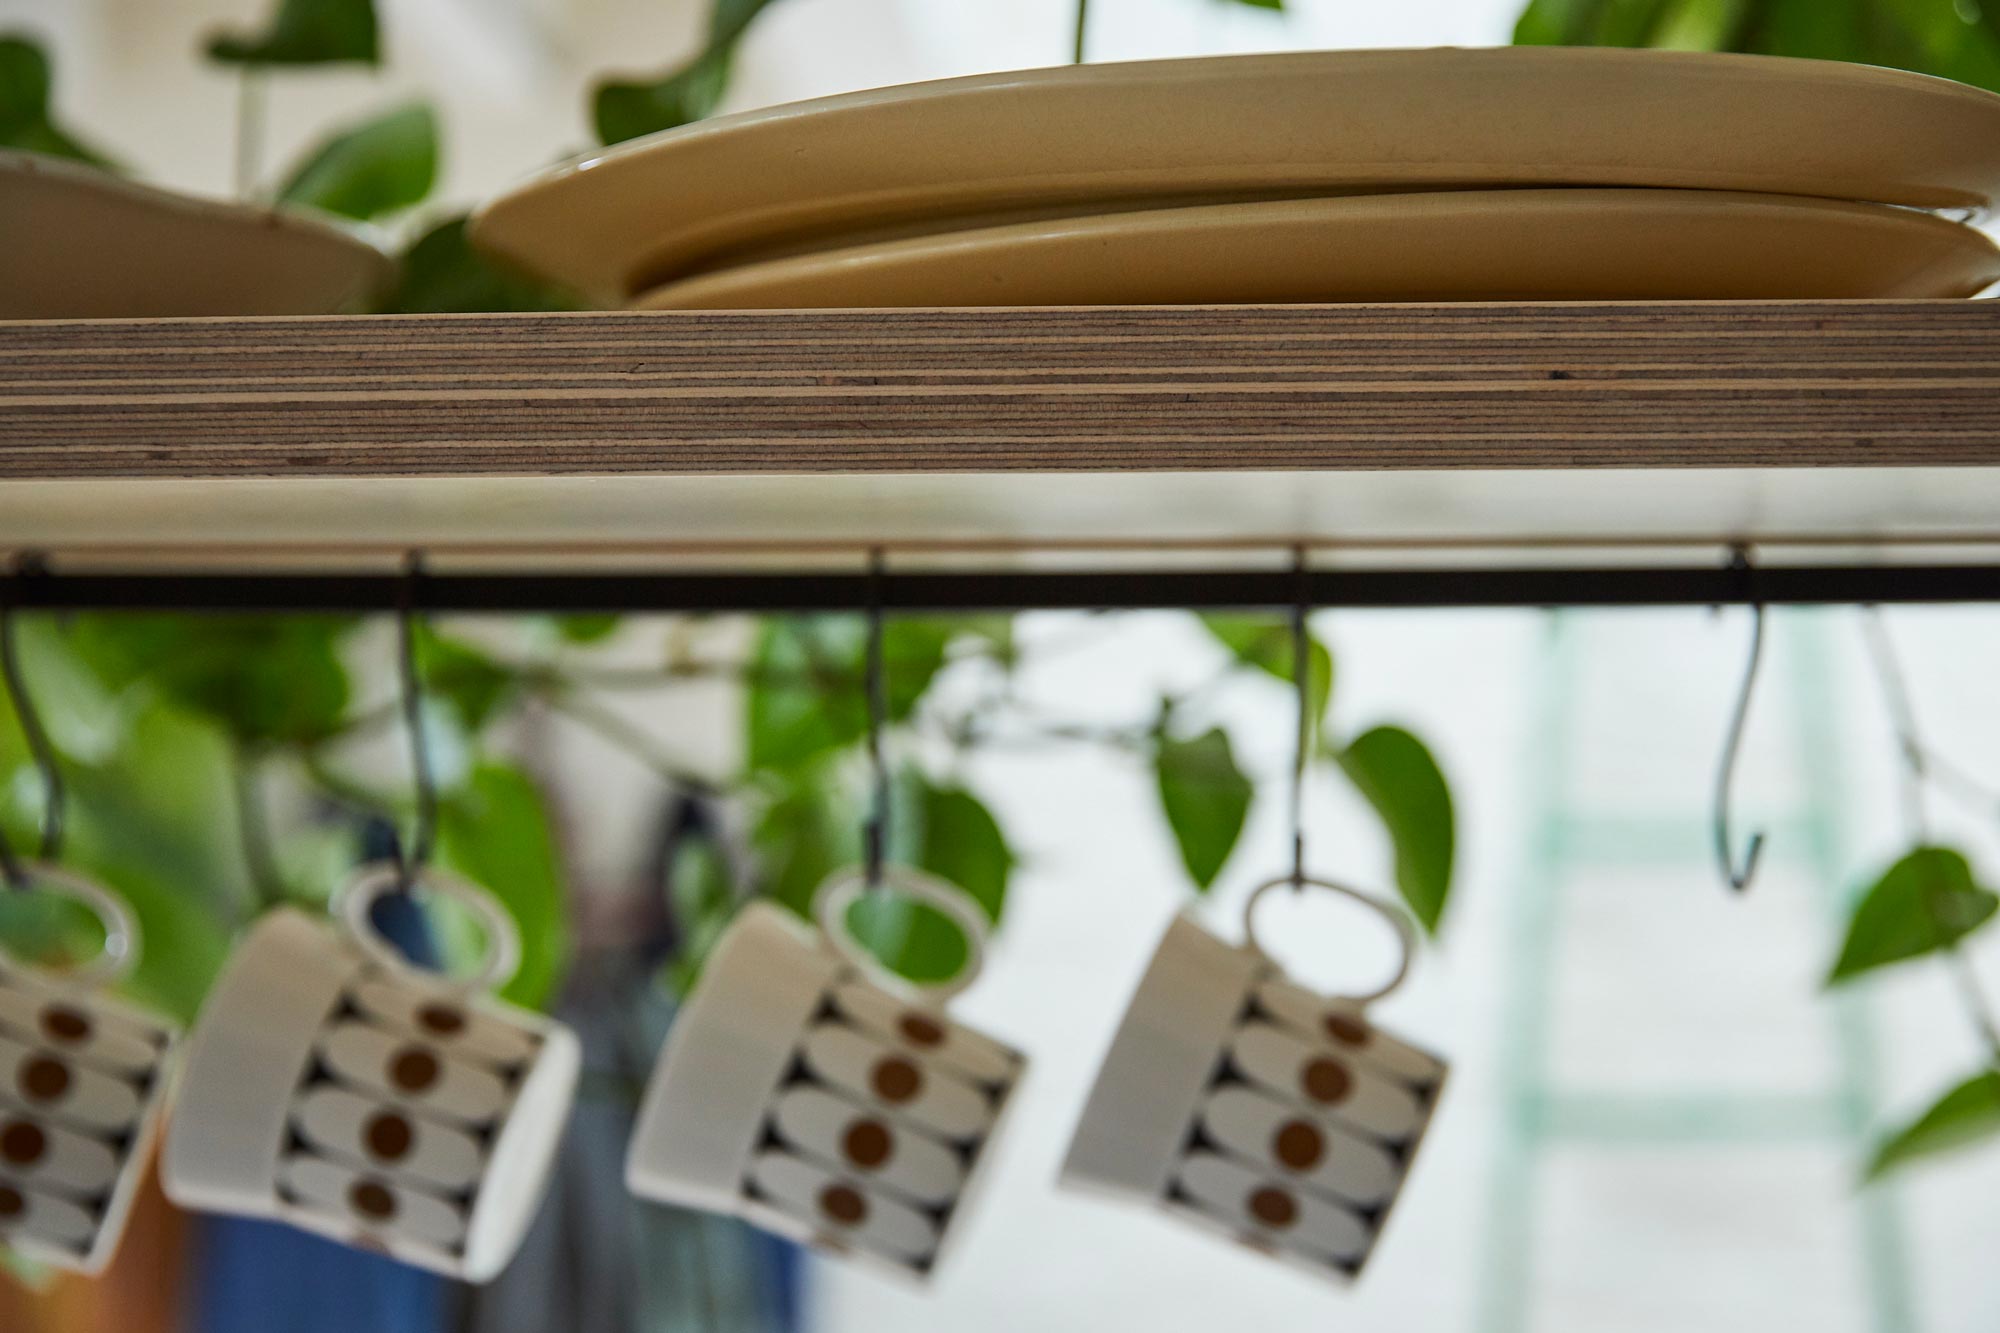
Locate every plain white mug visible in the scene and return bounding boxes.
[162,862,580,1283]
[1062,876,1446,1282]
[0,863,178,1274]
[626,866,1024,1279]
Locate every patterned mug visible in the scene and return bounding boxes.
[0,864,178,1274]
[626,867,1024,1279]
[1062,876,1446,1282]
[162,863,580,1283]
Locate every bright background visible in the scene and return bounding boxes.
[3,1,1999,1330]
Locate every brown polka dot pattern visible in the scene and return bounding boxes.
[1247,1186,1298,1229]
[896,1013,944,1048]
[19,1057,69,1103]
[841,1119,893,1170]
[365,1112,414,1162]
[1300,1057,1352,1106]
[349,1180,398,1221]
[1272,1119,1325,1171]
[1322,1012,1371,1047]
[39,1007,91,1044]
[0,1184,21,1218]
[817,1183,868,1226]
[1,1121,46,1166]
[869,1056,921,1104]
[417,1004,466,1037]
[389,1047,441,1094]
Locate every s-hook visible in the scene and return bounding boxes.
[1288,545,1311,891]
[395,552,439,891]
[1713,547,1767,893]
[0,555,64,889]
[862,548,890,891]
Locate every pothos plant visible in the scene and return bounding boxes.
[1519,0,2000,1205]
[3,0,1997,1184]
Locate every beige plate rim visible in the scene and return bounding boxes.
[471,47,2000,304]
[631,188,2000,309]
[0,149,396,319]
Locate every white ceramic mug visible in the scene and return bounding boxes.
[1062,876,1446,1282]
[162,862,580,1283]
[626,866,1024,1279]
[0,864,178,1274]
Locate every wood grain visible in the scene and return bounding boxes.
[4,303,2000,478]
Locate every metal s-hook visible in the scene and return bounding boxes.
[1288,545,1311,891]
[1713,547,1767,893]
[395,551,439,889]
[0,555,65,889]
[861,548,889,891]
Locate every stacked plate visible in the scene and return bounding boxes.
[0,152,392,319]
[472,48,2000,309]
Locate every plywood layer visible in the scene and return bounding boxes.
[3,303,1999,478]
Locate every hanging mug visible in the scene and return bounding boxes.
[162,862,580,1283]
[0,864,178,1274]
[626,867,1025,1279]
[1061,876,1446,1281]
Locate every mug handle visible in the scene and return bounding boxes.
[0,863,140,991]
[814,864,990,1004]
[1242,874,1417,1007]
[334,860,522,995]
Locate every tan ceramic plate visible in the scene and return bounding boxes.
[0,151,394,319]
[629,189,2000,309]
[472,48,2000,305]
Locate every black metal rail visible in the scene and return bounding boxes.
[2,563,1998,614]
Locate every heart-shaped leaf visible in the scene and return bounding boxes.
[841,775,1014,984]
[387,215,578,314]
[207,0,378,66]
[0,35,118,168]
[1199,613,1333,737]
[1155,725,1252,891]
[744,617,953,773]
[591,0,785,144]
[436,761,569,1009]
[1827,846,1998,985]
[277,103,436,221]
[1335,724,1454,933]
[1866,1069,2000,1180]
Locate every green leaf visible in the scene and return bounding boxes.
[848,778,1015,983]
[386,215,578,314]
[416,628,514,733]
[744,617,952,772]
[1199,613,1333,734]
[207,0,378,66]
[1155,726,1252,890]
[0,35,118,168]
[591,0,787,144]
[914,781,1014,923]
[555,614,621,645]
[1513,0,2000,96]
[1335,725,1454,933]
[750,779,856,920]
[1,633,241,1021]
[1827,846,1999,985]
[276,103,436,222]
[66,614,355,745]
[1224,0,1284,9]
[1866,1070,2000,1180]
[435,762,569,1009]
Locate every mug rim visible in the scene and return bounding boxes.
[0,861,141,991]
[813,864,990,1004]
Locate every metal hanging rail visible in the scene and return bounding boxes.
[4,562,1999,614]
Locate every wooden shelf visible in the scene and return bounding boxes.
[3,302,1998,567]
